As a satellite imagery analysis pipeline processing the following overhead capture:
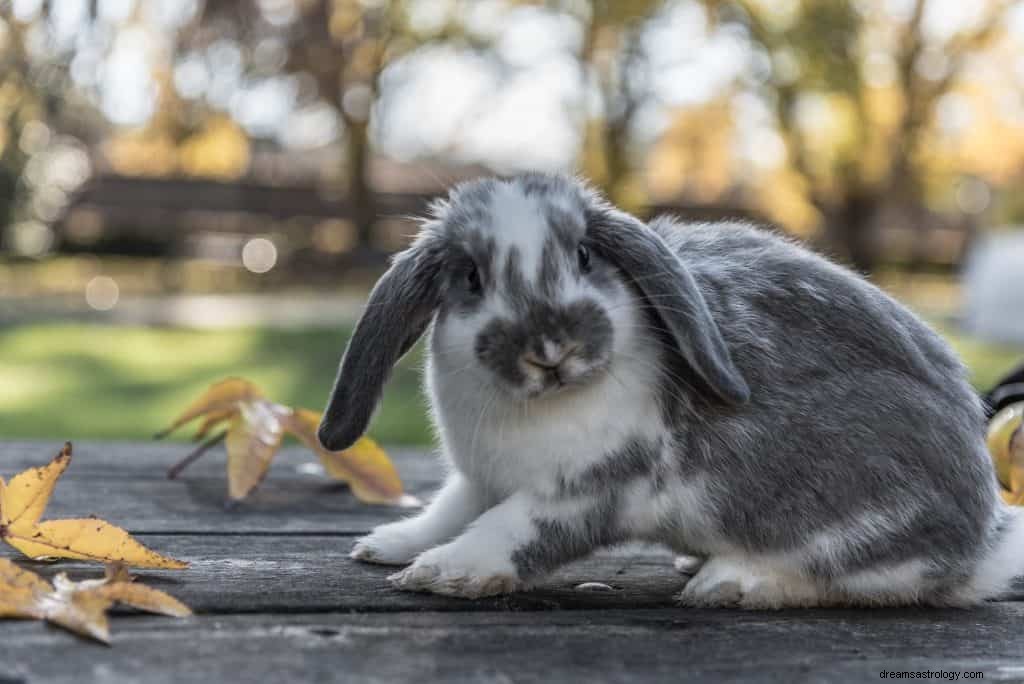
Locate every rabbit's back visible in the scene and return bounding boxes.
[650,218,997,585]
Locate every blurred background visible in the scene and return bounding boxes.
[1,0,1022,445]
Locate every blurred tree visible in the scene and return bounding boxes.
[0,1,103,255]
[177,0,432,256]
[712,0,1016,272]
[573,1,664,208]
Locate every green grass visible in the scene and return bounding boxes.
[0,324,432,445]
[0,321,1020,445]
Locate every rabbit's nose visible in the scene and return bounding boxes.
[522,341,580,371]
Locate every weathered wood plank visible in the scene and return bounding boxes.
[0,537,685,613]
[0,440,440,482]
[0,440,440,534]
[4,608,1024,684]
[6,534,1023,615]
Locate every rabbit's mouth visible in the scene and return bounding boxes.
[518,355,610,400]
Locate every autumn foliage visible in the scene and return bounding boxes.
[0,560,190,644]
[157,378,418,506]
[0,443,186,569]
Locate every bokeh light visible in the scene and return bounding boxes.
[241,238,278,274]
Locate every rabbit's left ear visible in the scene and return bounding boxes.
[589,209,750,406]
[318,234,445,451]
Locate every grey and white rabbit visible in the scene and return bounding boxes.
[318,173,1021,607]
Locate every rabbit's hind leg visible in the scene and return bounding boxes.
[676,556,821,609]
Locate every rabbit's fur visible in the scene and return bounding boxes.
[319,173,1019,607]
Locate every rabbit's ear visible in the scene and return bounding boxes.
[318,235,445,451]
[589,210,750,406]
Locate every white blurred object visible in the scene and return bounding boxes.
[963,230,1024,343]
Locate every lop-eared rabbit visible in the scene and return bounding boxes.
[318,174,1018,608]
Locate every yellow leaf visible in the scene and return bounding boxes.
[4,519,187,569]
[0,559,191,644]
[284,409,418,507]
[988,403,1024,500]
[0,444,187,568]
[161,377,417,505]
[225,400,288,501]
[1,442,72,532]
[193,408,234,441]
[91,581,192,618]
[155,378,262,438]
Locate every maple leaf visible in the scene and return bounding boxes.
[158,378,419,506]
[988,402,1024,506]
[0,443,187,569]
[0,559,191,644]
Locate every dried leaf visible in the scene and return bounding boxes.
[0,442,71,532]
[161,377,415,505]
[0,559,191,644]
[0,444,187,569]
[155,378,263,438]
[0,558,50,618]
[225,400,288,501]
[5,519,187,569]
[90,581,192,619]
[987,402,1024,505]
[283,409,418,507]
[192,408,235,442]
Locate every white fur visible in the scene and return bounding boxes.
[959,504,1024,603]
[489,182,548,282]
[350,473,485,565]
[388,491,538,597]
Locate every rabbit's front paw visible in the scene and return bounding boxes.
[388,544,522,598]
[350,523,425,566]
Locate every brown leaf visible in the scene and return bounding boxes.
[0,559,191,644]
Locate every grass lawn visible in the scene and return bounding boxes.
[0,323,431,445]
[0,321,1020,446]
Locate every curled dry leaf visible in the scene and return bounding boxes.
[988,402,1024,506]
[0,558,191,644]
[159,377,417,506]
[0,443,187,569]
[284,409,419,507]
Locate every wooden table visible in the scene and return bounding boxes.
[3,440,1024,683]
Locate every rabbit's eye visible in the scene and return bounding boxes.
[577,243,591,273]
[466,265,482,294]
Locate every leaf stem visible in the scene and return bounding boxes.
[166,430,227,480]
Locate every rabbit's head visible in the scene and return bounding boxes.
[317,174,748,451]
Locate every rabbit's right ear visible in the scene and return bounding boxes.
[318,235,445,451]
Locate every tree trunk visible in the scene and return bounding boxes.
[346,119,375,251]
[821,194,880,275]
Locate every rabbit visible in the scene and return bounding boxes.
[317,172,1022,607]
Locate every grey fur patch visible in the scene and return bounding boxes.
[510,498,622,580]
[474,299,613,389]
[538,237,563,298]
[558,436,664,497]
